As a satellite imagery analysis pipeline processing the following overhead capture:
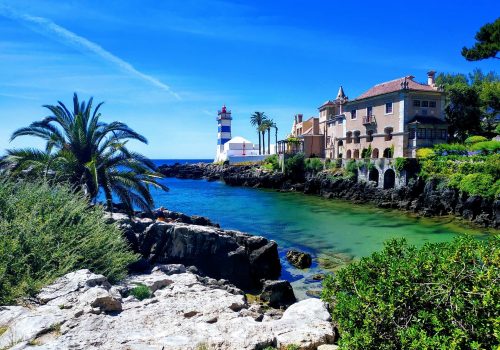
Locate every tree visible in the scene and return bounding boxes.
[261,119,273,155]
[445,83,482,142]
[250,112,266,155]
[258,123,267,155]
[436,70,499,138]
[1,93,167,213]
[462,18,500,61]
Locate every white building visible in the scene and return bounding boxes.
[214,105,274,163]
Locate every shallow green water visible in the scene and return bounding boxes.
[151,177,494,298]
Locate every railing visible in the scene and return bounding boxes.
[362,115,376,125]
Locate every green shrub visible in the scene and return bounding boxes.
[322,236,500,350]
[416,148,435,159]
[470,140,500,154]
[434,143,468,156]
[458,173,499,197]
[129,283,151,300]
[464,135,488,145]
[262,154,280,171]
[305,158,324,173]
[394,157,408,174]
[285,153,305,181]
[0,180,137,304]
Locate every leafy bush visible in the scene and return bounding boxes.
[434,143,468,156]
[416,148,435,159]
[129,283,151,300]
[464,135,488,145]
[305,158,324,173]
[470,140,500,154]
[262,154,280,171]
[457,173,499,197]
[0,180,137,304]
[322,236,500,350]
[394,157,408,174]
[285,153,305,182]
[344,160,358,179]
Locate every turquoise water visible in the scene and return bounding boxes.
[150,161,493,297]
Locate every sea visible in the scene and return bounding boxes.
[149,159,491,298]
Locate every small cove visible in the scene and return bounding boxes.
[151,160,495,298]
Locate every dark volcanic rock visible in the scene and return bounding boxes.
[110,214,281,291]
[286,249,312,269]
[259,280,296,308]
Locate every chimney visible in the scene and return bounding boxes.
[297,114,303,123]
[427,70,436,86]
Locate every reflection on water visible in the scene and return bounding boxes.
[151,177,493,299]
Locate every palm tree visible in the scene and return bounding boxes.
[1,93,167,213]
[261,119,273,155]
[250,112,266,155]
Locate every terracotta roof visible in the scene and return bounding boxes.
[355,76,438,100]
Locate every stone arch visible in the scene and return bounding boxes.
[383,169,396,189]
[383,148,392,158]
[369,168,379,186]
[353,149,360,159]
[346,149,352,159]
[372,148,379,159]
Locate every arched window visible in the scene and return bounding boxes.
[372,148,379,159]
[346,131,352,144]
[367,130,374,142]
[353,130,361,144]
[353,149,360,159]
[383,148,392,158]
[384,127,393,141]
[369,168,379,186]
[384,169,396,189]
[346,150,352,159]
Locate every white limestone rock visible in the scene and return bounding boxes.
[0,267,335,350]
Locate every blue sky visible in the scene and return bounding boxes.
[0,0,499,159]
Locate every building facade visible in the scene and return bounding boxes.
[289,114,325,157]
[326,71,447,159]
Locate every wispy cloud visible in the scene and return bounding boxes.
[0,4,180,100]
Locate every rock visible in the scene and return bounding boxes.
[110,217,281,291]
[286,249,312,269]
[154,263,187,275]
[84,287,122,312]
[0,270,335,350]
[317,345,339,350]
[260,280,296,308]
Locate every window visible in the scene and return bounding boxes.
[367,106,373,116]
[417,128,426,138]
[367,130,374,142]
[385,102,393,114]
[413,100,420,107]
[354,131,361,144]
[346,131,352,144]
[440,129,447,139]
[429,101,436,108]
[422,100,429,107]
[351,109,357,119]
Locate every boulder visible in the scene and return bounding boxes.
[286,249,312,269]
[110,218,281,291]
[260,280,296,308]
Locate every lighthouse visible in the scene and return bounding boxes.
[215,105,232,162]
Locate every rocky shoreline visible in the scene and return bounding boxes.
[0,212,338,349]
[158,163,500,229]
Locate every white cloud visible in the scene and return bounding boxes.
[0,4,180,100]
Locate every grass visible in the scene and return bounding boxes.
[129,283,152,301]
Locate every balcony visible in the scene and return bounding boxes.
[362,115,376,126]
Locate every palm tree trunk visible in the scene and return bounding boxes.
[267,129,270,155]
[261,131,266,155]
[257,131,261,155]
